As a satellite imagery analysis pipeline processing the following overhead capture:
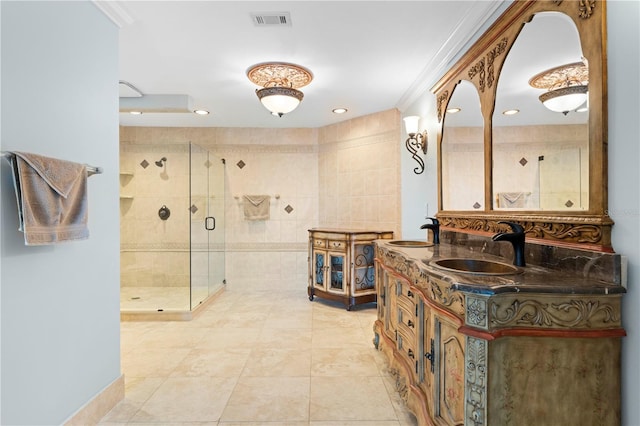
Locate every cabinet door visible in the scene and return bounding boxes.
[312,249,327,291]
[353,243,375,294]
[327,252,346,295]
[432,312,465,426]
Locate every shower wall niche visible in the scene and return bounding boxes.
[120,142,225,318]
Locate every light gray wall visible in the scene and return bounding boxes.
[401,1,640,424]
[0,1,121,424]
[608,2,640,425]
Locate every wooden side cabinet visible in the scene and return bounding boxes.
[308,228,393,310]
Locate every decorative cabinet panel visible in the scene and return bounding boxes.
[308,228,393,310]
[373,242,624,426]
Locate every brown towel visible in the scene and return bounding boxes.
[9,151,89,245]
[242,195,270,220]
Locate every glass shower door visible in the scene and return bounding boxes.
[189,143,225,310]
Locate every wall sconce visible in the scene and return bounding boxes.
[403,116,428,175]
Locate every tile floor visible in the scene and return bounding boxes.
[100,288,418,425]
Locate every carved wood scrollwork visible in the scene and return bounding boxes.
[437,214,612,248]
[490,298,621,329]
[465,337,487,426]
[579,0,596,19]
[437,90,449,123]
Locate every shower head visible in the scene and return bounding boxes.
[155,157,167,167]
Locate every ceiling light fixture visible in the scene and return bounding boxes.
[503,109,520,116]
[530,61,588,115]
[332,108,348,114]
[246,62,313,117]
[193,109,210,115]
[446,107,461,114]
[403,115,428,175]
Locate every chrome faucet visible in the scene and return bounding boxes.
[492,221,526,267]
[420,217,440,245]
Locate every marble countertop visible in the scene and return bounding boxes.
[376,239,626,296]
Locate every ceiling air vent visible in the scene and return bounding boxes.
[250,12,291,26]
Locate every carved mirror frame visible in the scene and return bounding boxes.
[432,0,611,252]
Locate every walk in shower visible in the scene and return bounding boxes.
[119,142,225,318]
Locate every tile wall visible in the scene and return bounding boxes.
[119,108,402,295]
[443,123,589,211]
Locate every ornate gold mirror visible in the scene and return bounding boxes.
[433,0,610,251]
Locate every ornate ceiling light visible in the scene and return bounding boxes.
[246,62,313,117]
[529,61,588,115]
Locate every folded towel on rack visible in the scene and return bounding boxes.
[242,195,270,220]
[8,151,89,245]
[497,191,531,208]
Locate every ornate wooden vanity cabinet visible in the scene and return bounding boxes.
[374,1,626,424]
[373,241,625,426]
[308,228,393,310]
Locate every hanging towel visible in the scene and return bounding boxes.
[8,151,89,245]
[243,195,270,220]
[497,192,530,208]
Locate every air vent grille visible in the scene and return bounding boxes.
[251,12,291,26]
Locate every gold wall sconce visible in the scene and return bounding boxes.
[403,115,428,174]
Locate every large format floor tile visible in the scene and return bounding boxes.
[100,288,417,425]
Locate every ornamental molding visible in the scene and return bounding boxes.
[436,214,612,248]
[466,337,487,426]
[490,297,621,329]
[467,297,488,329]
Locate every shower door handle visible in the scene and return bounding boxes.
[205,216,216,231]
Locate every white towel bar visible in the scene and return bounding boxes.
[1,151,103,176]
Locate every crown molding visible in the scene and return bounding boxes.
[92,1,135,28]
[396,0,510,112]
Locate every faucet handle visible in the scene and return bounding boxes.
[498,221,524,234]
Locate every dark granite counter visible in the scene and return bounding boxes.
[376,237,626,297]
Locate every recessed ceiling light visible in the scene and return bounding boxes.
[129,111,143,115]
[193,109,210,115]
[446,107,461,114]
[332,108,348,114]
[503,109,520,115]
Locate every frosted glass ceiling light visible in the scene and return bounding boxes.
[247,62,313,117]
[530,61,588,115]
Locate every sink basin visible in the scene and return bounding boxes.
[429,258,522,275]
[387,240,434,248]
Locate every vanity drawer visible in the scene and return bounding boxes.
[397,304,417,332]
[397,292,416,315]
[396,324,417,362]
[328,240,346,250]
[313,239,326,248]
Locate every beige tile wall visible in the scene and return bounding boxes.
[317,108,402,235]
[119,108,402,293]
[443,123,589,211]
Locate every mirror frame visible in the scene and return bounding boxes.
[432,0,611,252]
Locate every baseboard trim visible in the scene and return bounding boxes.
[64,374,124,425]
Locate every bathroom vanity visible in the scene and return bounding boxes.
[373,235,625,426]
[308,228,393,310]
[380,2,625,422]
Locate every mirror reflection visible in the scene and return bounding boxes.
[441,80,484,211]
[492,12,588,211]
